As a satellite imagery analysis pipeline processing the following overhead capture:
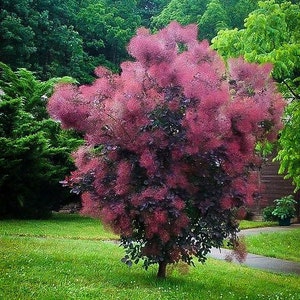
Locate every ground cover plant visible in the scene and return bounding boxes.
[48,22,285,278]
[0,214,299,300]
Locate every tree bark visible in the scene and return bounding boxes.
[157,261,167,278]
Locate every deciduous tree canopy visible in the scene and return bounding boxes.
[151,0,259,41]
[48,22,285,277]
[1,0,264,81]
[212,0,300,191]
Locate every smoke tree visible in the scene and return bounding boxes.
[48,22,285,278]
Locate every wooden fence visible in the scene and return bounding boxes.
[247,160,300,221]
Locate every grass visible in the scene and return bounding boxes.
[0,214,299,300]
[0,213,117,240]
[238,220,300,262]
[1,236,300,300]
[238,220,277,229]
[243,228,300,262]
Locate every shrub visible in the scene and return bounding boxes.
[272,195,297,220]
[0,63,82,219]
[48,22,285,277]
[262,206,278,221]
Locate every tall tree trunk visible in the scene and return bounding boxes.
[157,261,167,278]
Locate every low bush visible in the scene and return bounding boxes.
[262,206,278,221]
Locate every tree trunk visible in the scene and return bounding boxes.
[157,261,167,278]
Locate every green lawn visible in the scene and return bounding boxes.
[0,213,117,240]
[0,214,299,300]
[239,220,277,229]
[243,228,300,262]
[238,220,300,262]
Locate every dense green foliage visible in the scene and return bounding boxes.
[212,0,300,82]
[2,0,298,82]
[276,97,300,190]
[151,0,210,31]
[151,0,259,41]
[0,0,88,81]
[212,0,300,191]
[1,0,265,82]
[76,0,141,72]
[137,0,170,27]
[0,63,82,219]
[0,0,170,83]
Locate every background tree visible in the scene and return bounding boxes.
[0,0,263,81]
[212,0,299,82]
[230,0,258,29]
[1,0,151,82]
[75,0,141,72]
[151,0,258,41]
[0,0,36,69]
[0,63,82,219]
[137,0,170,27]
[48,22,285,278]
[212,0,300,190]
[151,0,210,32]
[0,0,89,82]
[198,0,229,41]
[276,85,300,191]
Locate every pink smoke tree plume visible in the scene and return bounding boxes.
[48,22,285,278]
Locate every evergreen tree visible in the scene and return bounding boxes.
[0,63,82,219]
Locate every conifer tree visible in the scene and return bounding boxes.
[0,63,81,219]
[48,22,285,278]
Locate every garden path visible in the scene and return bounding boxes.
[209,224,300,275]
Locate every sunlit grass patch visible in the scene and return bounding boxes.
[0,213,117,240]
[239,220,277,229]
[1,234,300,299]
[1,214,299,299]
[244,228,300,262]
